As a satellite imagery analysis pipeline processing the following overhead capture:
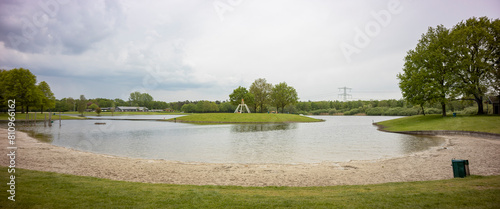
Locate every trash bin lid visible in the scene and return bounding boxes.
[452,159,468,164]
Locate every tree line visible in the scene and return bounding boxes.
[398,16,499,116]
[56,92,170,115]
[1,68,491,116]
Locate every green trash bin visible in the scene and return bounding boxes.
[452,159,470,178]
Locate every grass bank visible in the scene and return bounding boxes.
[63,111,187,116]
[1,167,499,208]
[167,113,322,123]
[0,113,85,121]
[377,114,500,134]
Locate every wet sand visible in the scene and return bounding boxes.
[1,128,499,187]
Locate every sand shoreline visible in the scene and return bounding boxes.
[1,128,499,187]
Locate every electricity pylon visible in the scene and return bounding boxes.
[338,86,352,101]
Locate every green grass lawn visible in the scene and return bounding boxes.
[0,113,85,121]
[377,114,500,134]
[1,167,499,208]
[167,113,323,123]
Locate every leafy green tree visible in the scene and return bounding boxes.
[218,101,235,113]
[129,91,142,106]
[270,82,298,113]
[95,107,102,115]
[77,95,87,116]
[0,69,7,108]
[398,25,458,116]
[55,98,70,112]
[128,91,154,108]
[114,98,127,106]
[67,97,76,111]
[196,101,219,113]
[1,68,39,113]
[249,78,272,113]
[141,93,154,108]
[489,19,500,95]
[452,17,499,114]
[89,103,99,110]
[181,103,196,113]
[37,81,56,113]
[110,102,116,116]
[229,86,254,107]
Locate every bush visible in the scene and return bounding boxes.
[344,107,362,115]
[384,107,403,116]
[425,108,441,114]
[310,109,333,115]
[401,108,419,116]
[296,111,308,115]
[459,106,478,115]
[366,107,388,116]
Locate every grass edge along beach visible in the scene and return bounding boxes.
[0,167,499,208]
[376,114,500,135]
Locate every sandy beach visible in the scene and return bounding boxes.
[1,128,499,187]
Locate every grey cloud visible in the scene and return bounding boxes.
[0,0,125,54]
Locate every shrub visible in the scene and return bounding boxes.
[459,106,478,115]
[425,108,441,114]
[401,108,419,116]
[310,109,332,115]
[366,107,388,116]
[385,107,403,116]
[328,109,337,115]
[344,107,362,115]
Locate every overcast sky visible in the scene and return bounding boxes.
[1,0,499,102]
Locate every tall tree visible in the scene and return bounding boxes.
[489,18,500,95]
[128,91,154,108]
[270,82,298,113]
[398,25,458,116]
[249,78,272,113]
[37,81,56,113]
[140,93,154,109]
[0,69,7,108]
[1,68,39,113]
[399,17,499,115]
[66,97,76,111]
[452,17,499,114]
[129,91,142,106]
[229,86,254,107]
[77,95,87,116]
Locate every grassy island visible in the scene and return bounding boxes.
[376,115,500,134]
[166,113,323,123]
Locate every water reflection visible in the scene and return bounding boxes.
[230,123,296,132]
[398,134,443,154]
[4,116,445,163]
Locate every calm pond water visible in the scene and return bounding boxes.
[17,115,444,164]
